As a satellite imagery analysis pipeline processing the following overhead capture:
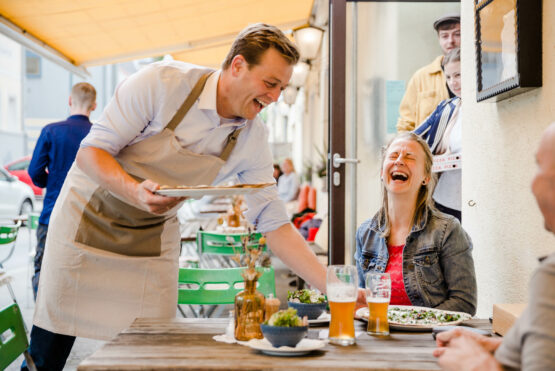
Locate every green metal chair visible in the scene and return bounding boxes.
[0,303,36,371]
[27,213,40,231]
[196,231,266,267]
[196,231,265,255]
[177,266,275,317]
[0,221,21,268]
[178,266,275,305]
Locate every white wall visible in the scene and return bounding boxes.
[0,34,25,163]
[461,0,555,317]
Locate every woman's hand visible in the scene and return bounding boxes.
[355,287,367,311]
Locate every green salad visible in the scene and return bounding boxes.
[287,289,326,304]
[265,308,303,327]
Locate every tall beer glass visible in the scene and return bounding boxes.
[327,265,358,346]
[365,272,391,335]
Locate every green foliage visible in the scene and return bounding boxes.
[287,289,326,304]
[265,308,303,327]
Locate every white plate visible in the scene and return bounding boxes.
[156,183,274,197]
[308,312,330,325]
[246,338,327,356]
[356,305,471,331]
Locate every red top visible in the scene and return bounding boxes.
[385,244,412,305]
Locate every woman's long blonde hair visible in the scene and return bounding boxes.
[378,132,437,237]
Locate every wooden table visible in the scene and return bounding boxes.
[78,318,492,370]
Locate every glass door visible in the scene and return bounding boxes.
[328,0,460,264]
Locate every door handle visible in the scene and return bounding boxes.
[332,153,360,168]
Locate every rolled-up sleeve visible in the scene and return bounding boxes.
[237,123,290,233]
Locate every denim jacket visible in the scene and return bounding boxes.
[355,207,477,315]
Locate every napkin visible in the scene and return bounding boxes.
[318,329,364,339]
[213,334,240,344]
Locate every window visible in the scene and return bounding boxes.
[25,50,41,78]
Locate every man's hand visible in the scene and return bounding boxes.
[435,327,502,353]
[433,328,503,371]
[77,147,186,214]
[136,180,185,214]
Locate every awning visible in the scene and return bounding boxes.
[0,0,313,74]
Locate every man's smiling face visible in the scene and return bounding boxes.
[230,48,293,120]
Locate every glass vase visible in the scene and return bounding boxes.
[234,278,265,341]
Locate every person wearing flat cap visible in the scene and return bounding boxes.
[397,13,460,132]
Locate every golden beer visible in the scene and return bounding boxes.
[329,300,356,345]
[367,298,389,335]
[327,266,358,346]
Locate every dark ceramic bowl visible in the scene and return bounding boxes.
[260,324,308,348]
[287,301,327,320]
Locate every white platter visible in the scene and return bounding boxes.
[156,183,274,197]
[356,305,471,331]
[246,338,327,356]
[308,312,330,326]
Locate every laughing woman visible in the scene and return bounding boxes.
[355,132,476,315]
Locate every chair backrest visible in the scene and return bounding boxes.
[0,303,29,370]
[0,222,20,267]
[196,231,264,255]
[307,186,317,210]
[178,267,276,305]
[297,185,310,213]
[28,213,40,230]
[0,223,20,245]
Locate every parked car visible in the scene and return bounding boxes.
[4,155,44,197]
[0,167,35,219]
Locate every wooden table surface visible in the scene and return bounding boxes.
[78,317,492,370]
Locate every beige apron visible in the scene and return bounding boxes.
[34,72,243,340]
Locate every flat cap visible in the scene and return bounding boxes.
[433,13,460,31]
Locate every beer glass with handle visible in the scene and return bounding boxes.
[327,265,358,346]
[365,272,391,335]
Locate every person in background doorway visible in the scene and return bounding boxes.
[277,158,300,202]
[273,163,283,181]
[397,13,460,132]
[27,82,96,300]
[433,122,555,371]
[414,47,462,221]
[355,132,476,315]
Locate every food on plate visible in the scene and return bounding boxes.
[159,182,275,190]
[265,308,307,327]
[387,306,469,325]
[261,309,309,348]
[287,289,326,304]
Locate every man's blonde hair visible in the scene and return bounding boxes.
[222,23,299,70]
[71,82,96,111]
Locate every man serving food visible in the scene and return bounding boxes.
[26,23,327,370]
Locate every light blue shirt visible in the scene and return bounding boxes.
[81,61,289,233]
[277,172,300,202]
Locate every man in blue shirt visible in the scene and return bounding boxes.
[28,82,96,300]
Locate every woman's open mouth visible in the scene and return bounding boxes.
[390,171,408,182]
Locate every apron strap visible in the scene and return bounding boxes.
[165,70,243,162]
[220,127,244,161]
[166,72,213,132]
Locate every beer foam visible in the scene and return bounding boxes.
[366,297,389,304]
[327,283,357,301]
